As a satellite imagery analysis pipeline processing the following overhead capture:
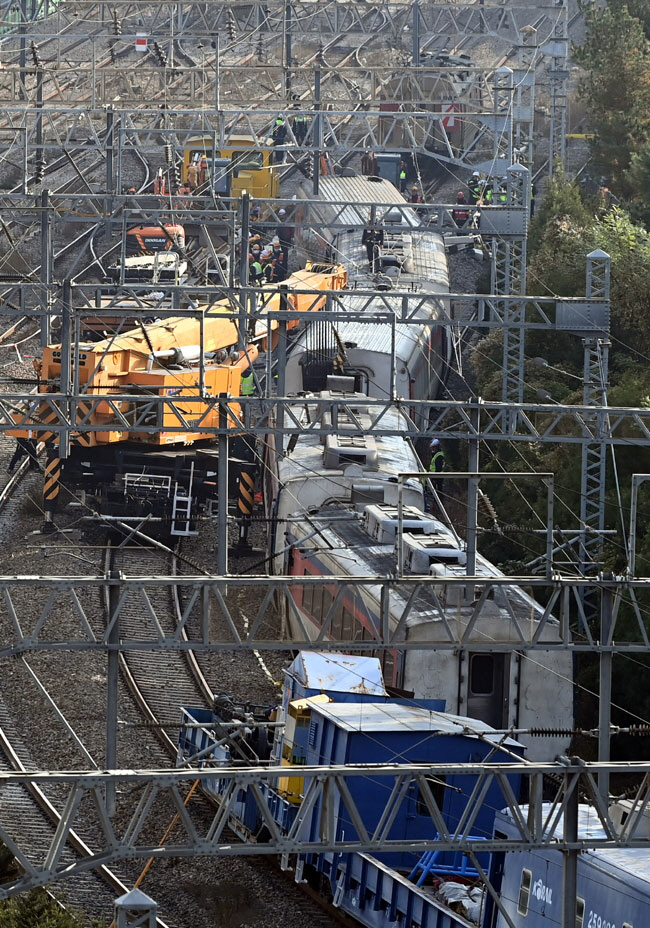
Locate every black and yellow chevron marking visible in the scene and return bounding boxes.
[43,455,61,509]
[237,470,255,518]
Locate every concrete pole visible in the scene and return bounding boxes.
[598,580,613,803]
[40,188,51,347]
[312,67,321,196]
[106,568,121,817]
[217,396,229,576]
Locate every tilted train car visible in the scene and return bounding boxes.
[288,175,451,426]
[183,133,279,199]
[263,390,573,761]
[178,652,525,928]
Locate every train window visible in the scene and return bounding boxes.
[231,150,264,172]
[470,654,494,695]
[576,899,585,928]
[342,607,354,638]
[416,775,446,815]
[312,588,324,625]
[302,580,313,614]
[517,869,532,916]
[330,606,343,640]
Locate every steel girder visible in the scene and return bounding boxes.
[1,760,650,899]
[6,2,562,46]
[0,573,647,657]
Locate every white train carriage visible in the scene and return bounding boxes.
[282,502,573,763]
[264,391,425,575]
[287,176,451,423]
[263,390,573,762]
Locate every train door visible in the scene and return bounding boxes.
[466,652,510,729]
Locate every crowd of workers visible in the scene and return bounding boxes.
[247,205,294,284]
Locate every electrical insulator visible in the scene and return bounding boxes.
[30,41,43,69]
[164,143,173,166]
[317,41,325,66]
[256,35,264,63]
[153,41,168,67]
[35,158,45,183]
[227,10,236,40]
[112,10,122,34]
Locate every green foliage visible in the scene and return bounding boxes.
[573,4,650,190]
[607,0,650,39]
[0,889,88,927]
[527,167,590,259]
[624,140,650,226]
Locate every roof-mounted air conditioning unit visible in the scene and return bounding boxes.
[363,503,437,544]
[324,433,378,470]
[403,531,467,574]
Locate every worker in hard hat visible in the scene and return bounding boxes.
[429,438,445,473]
[468,171,481,204]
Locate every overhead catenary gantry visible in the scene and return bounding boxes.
[0,0,568,174]
[1,759,650,899]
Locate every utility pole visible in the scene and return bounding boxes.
[579,251,611,619]
[312,67,321,196]
[545,0,568,175]
[412,0,420,67]
[39,188,52,347]
[284,0,292,98]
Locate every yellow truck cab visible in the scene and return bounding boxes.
[184,134,280,199]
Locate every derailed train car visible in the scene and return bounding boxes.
[288,175,451,427]
[179,657,650,928]
[263,389,573,762]
[178,652,525,928]
[378,53,484,159]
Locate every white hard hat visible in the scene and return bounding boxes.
[278,208,287,217]
[430,438,440,447]
[472,170,480,177]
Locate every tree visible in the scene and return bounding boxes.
[607,0,650,39]
[527,166,590,259]
[573,5,650,190]
[0,889,89,927]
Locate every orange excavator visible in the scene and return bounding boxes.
[10,262,346,534]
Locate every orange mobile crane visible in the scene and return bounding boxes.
[11,263,346,534]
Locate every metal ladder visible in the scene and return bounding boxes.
[171,487,198,536]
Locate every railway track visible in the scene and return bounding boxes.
[106,542,214,752]
[0,461,175,924]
